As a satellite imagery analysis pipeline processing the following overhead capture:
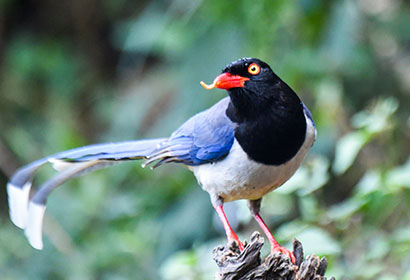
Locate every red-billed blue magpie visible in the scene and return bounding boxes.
[7,58,316,263]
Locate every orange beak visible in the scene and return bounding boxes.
[200,73,249,90]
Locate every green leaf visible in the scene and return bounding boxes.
[332,131,369,175]
[355,169,382,196]
[328,198,366,221]
[294,227,341,255]
[386,159,410,190]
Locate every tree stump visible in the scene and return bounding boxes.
[213,232,335,280]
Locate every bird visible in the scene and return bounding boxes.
[7,57,316,264]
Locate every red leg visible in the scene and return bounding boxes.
[253,213,296,264]
[214,205,244,251]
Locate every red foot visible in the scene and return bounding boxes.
[253,213,296,264]
[227,231,245,251]
[214,205,245,251]
[272,246,296,264]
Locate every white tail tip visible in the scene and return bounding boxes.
[7,182,31,229]
[24,202,46,250]
[48,158,75,172]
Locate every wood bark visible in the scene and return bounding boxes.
[213,232,335,280]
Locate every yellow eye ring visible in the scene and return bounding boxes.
[248,63,260,75]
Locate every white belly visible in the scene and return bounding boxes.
[191,116,316,202]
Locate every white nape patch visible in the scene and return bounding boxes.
[24,202,46,250]
[7,182,31,229]
[48,158,76,172]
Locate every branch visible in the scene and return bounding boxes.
[213,232,335,280]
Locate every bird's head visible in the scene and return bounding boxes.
[201,57,276,91]
[201,58,292,118]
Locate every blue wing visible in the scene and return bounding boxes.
[302,102,315,128]
[7,97,235,249]
[144,97,235,167]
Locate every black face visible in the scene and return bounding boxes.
[222,57,274,80]
[221,58,286,118]
[222,58,308,166]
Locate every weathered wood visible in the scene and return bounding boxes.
[213,232,335,280]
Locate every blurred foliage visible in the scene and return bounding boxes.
[0,0,409,279]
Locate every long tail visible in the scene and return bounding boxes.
[7,138,167,249]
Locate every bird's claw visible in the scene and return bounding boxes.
[237,240,245,251]
[272,246,296,264]
[228,237,244,252]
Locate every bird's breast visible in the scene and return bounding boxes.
[191,114,316,202]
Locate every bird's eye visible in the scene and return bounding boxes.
[248,63,260,75]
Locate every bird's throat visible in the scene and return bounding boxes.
[226,94,307,166]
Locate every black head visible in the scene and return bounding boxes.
[203,57,300,121]
[222,58,281,113]
[202,57,308,165]
[221,57,275,83]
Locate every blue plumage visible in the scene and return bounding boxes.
[8,98,236,211]
[7,58,316,259]
[302,103,315,128]
[63,98,234,166]
[164,97,235,165]
[8,139,166,188]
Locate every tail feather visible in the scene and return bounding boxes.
[25,202,46,250]
[7,138,167,249]
[8,159,50,229]
[49,158,116,174]
[26,161,101,249]
[51,139,167,161]
[7,181,31,228]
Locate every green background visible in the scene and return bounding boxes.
[0,0,409,279]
